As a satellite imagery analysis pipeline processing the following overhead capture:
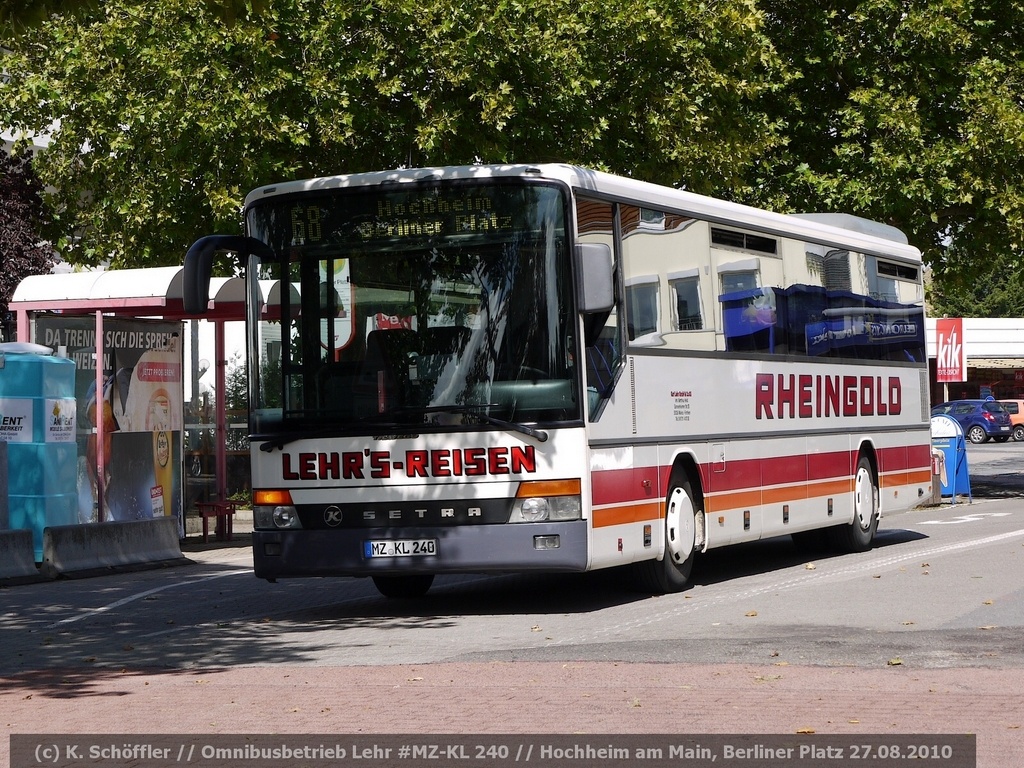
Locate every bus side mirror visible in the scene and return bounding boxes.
[575,243,614,314]
[183,235,275,314]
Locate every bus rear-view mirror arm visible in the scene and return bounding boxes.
[183,235,276,315]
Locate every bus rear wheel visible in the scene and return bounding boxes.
[829,455,878,553]
[634,477,701,593]
[372,574,434,598]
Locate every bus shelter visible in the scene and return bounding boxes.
[10,266,245,530]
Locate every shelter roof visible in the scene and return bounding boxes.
[11,266,245,321]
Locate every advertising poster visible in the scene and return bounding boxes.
[33,316,184,531]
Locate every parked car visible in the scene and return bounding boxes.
[931,399,1013,444]
[998,399,1024,441]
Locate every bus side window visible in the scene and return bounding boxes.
[586,327,619,395]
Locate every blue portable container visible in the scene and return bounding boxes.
[0,343,78,561]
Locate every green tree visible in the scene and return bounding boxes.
[753,0,1024,292]
[1,1,259,36]
[1,1,98,35]
[2,0,786,269]
[0,152,58,330]
[927,251,1024,318]
[223,351,250,452]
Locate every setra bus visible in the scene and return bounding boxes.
[183,164,933,598]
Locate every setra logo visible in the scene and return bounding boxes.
[323,506,343,526]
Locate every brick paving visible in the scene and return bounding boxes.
[2,662,1021,767]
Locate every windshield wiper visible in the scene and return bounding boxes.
[258,405,548,451]
[257,420,410,451]
[258,427,342,452]
[394,404,549,443]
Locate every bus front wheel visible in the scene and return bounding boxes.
[372,574,434,599]
[634,477,701,593]
[830,455,879,553]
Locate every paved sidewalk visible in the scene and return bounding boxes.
[3,662,1021,767]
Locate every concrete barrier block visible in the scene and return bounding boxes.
[41,517,188,579]
[0,528,43,582]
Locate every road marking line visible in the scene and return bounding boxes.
[920,512,1013,524]
[46,569,251,629]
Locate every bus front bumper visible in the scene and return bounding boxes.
[252,521,589,580]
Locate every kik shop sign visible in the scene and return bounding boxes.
[935,318,966,383]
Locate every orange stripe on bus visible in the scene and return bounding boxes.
[704,478,853,514]
[594,472,930,525]
[593,501,662,528]
[881,469,932,488]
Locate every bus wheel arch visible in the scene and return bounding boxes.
[830,446,879,553]
[633,458,704,593]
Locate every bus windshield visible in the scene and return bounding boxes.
[246,180,579,437]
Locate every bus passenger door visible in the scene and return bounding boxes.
[576,198,624,420]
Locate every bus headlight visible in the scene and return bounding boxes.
[252,490,302,530]
[509,479,582,523]
[519,497,548,522]
[254,505,303,529]
[273,506,301,529]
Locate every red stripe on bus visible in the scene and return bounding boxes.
[877,443,933,471]
[680,451,855,496]
[592,470,931,525]
[590,466,660,506]
[591,448,930,507]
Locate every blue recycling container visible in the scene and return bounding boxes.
[0,343,78,561]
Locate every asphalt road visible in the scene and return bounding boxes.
[959,439,1024,497]
[4,497,1022,671]
[1,443,1022,768]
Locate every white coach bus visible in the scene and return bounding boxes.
[183,164,932,598]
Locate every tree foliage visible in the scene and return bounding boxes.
[927,252,1024,318]
[753,0,1024,290]
[0,0,256,36]
[1,0,786,268]
[6,0,1024,313]
[1,1,98,36]
[0,152,58,320]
